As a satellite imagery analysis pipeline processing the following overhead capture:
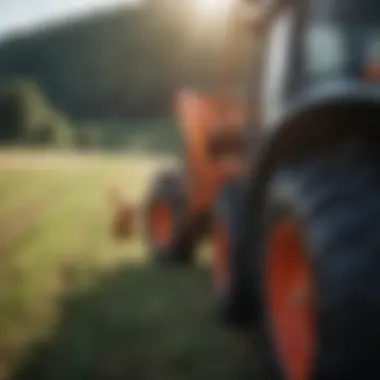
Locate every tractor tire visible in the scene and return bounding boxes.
[211,179,254,328]
[256,142,380,380]
[145,169,196,264]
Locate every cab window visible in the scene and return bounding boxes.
[303,0,380,84]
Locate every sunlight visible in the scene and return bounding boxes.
[196,0,233,15]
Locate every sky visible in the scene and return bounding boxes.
[0,0,142,40]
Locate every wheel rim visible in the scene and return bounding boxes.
[150,202,173,248]
[212,221,230,293]
[265,220,315,380]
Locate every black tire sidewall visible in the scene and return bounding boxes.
[213,179,254,327]
[255,143,380,380]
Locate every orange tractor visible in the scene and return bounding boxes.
[146,89,249,319]
[145,0,255,324]
[146,0,380,378]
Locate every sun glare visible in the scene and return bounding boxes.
[197,0,232,14]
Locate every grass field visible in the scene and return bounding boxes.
[0,150,262,380]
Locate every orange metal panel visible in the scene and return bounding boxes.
[175,89,245,219]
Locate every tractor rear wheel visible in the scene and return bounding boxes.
[211,180,253,327]
[256,143,380,380]
[146,169,196,264]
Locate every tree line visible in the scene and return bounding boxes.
[0,0,225,119]
[0,0,242,149]
[0,78,104,148]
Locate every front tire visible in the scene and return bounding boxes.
[145,169,196,264]
[256,143,380,380]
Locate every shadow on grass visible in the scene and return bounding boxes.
[12,262,262,380]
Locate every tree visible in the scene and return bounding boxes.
[37,111,73,147]
[0,78,50,143]
[75,124,103,148]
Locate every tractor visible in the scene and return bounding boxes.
[146,0,380,378]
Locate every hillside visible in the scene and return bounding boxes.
[0,1,224,121]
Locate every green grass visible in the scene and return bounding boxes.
[0,150,261,380]
[81,119,183,155]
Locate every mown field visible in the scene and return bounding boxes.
[0,150,262,380]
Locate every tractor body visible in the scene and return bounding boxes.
[175,90,245,221]
[145,89,247,267]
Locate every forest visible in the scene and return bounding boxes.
[0,0,228,149]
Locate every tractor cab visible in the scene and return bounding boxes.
[255,0,380,155]
[240,0,380,183]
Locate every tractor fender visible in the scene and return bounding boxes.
[252,80,380,190]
